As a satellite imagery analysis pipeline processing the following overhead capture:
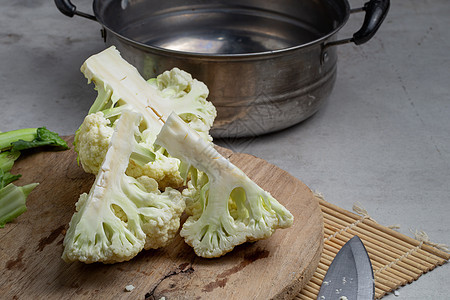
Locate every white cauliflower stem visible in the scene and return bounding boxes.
[62,111,185,263]
[155,113,294,258]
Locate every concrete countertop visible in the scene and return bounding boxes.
[1,0,449,298]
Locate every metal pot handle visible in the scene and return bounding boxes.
[325,0,390,48]
[54,0,97,21]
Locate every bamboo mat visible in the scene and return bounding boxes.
[297,195,450,299]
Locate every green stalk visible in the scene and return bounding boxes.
[0,128,37,152]
[130,143,156,166]
[89,87,113,114]
[0,182,38,228]
[0,151,20,172]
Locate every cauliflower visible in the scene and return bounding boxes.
[155,113,294,258]
[75,46,216,189]
[74,112,113,174]
[62,111,185,263]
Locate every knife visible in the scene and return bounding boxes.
[317,235,374,300]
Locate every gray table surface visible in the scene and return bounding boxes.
[1,0,449,298]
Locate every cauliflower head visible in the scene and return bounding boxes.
[63,111,185,264]
[156,113,294,258]
[75,46,216,189]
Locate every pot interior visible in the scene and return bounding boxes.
[95,0,349,55]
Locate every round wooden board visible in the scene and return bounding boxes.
[0,138,323,300]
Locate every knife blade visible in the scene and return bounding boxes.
[317,235,374,299]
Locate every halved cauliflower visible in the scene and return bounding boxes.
[74,46,216,190]
[63,111,185,264]
[155,113,294,258]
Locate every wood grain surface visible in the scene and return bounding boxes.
[0,137,323,300]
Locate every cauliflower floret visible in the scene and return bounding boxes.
[74,112,113,174]
[126,149,183,190]
[135,175,186,249]
[142,187,186,249]
[148,67,216,142]
[148,67,195,98]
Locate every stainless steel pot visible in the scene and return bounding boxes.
[56,0,389,138]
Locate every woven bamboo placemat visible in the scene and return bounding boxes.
[297,195,450,299]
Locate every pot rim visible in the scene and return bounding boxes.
[93,0,351,59]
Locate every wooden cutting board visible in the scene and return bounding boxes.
[0,137,323,300]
